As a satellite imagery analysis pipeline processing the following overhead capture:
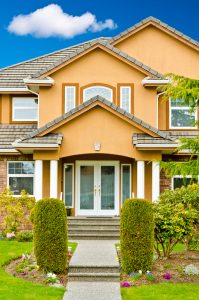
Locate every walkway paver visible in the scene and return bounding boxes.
[64,240,122,300]
[63,282,122,300]
[70,240,119,267]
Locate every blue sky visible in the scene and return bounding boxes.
[0,0,199,68]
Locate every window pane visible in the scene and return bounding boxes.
[13,108,38,120]
[101,166,115,210]
[122,165,131,203]
[173,177,197,189]
[13,98,38,107]
[65,87,75,112]
[84,86,112,102]
[9,162,34,174]
[171,109,196,127]
[120,87,130,112]
[9,177,33,195]
[170,98,186,107]
[80,166,94,209]
[64,165,73,207]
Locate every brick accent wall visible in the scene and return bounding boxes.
[0,160,7,193]
[160,169,171,193]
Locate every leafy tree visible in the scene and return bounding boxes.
[158,74,199,177]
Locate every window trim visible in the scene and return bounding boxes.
[64,86,76,113]
[7,161,35,196]
[83,85,113,102]
[120,86,131,112]
[169,98,197,129]
[171,175,199,190]
[12,97,38,122]
[121,164,132,206]
[63,163,74,208]
[117,83,134,114]
[62,83,79,114]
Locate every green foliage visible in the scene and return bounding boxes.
[0,188,35,234]
[16,231,33,242]
[159,184,199,250]
[160,184,199,211]
[158,74,199,177]
[33,198,68,274]
[153,202,198,257]
[158,73,199,111]
[120,198,154,274]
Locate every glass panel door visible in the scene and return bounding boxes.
[80,166,95,210]
[101,166,115,210]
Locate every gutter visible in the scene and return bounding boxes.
[12,143,59,148]
[142,78,170,86]
[0,149,19,153]
[136,143,178,148]
[23,76,54,86]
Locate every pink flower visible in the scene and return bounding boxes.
[163,273,172,280]
[6,232,15,238]
[121,281,131,288]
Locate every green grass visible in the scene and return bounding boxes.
[0,240,77,300]
[121,283,199,300]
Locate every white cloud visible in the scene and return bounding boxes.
[7,4,117,38]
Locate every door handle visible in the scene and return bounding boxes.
[94,185,97,196]
[98,185,101,195]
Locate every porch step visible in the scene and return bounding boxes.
[68,216,120,240]
[69,233,120,240]
[69,265,119,273]
[69,272,120,282]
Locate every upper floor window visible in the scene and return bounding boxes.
[83,86,113,102]
[169,98,197,129]
[120,86,131,113]
[12,97,38,122]
[172,175,198,190]
[65,86,76,113]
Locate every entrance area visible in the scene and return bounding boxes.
[76,161,119,216]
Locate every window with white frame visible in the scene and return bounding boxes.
[64,164,74,207]
[172,175,199,190]
[12,97,38,121]
[120,86,131,112]
[121,164,131,204]
[8,162,34,195]
[169,98,197,129]
[83,86,113,102]
[65,86,76,113]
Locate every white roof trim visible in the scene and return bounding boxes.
[12,143,59,148]
[142,78,170,86]
[0,149,19,153]
[136,143,178,148]
[23,76,54,85]
[0,88,30,92]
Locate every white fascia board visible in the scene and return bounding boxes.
[0,88,30,92]
[0,149,19,153]
[12,143,59,148]
[23,76,54,85]
[136,143,178,148]
[142,78,170,86]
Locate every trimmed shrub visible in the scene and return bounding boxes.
[0,188,35,234]
[120,198,154,274]
[32,198,68,273]
[16,230,33,242]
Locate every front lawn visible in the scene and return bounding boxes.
[121,283,199,300]
[0,240,75,300]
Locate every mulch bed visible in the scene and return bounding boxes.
[5,251,73,288]
[120,250,199,286]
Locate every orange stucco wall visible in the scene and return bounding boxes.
[115,25,199,79]
[39,48,157,128]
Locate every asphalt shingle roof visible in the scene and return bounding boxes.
[133,131,199,146]
[16,95,172,145]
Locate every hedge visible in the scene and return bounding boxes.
[32,198,68,273]
[120,198,154,274]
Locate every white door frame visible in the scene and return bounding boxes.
[76,160,119,216]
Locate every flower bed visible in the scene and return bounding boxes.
[117,246,199,287]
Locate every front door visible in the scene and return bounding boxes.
[76,161,119,216]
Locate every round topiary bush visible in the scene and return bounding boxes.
[120,198,154,274]
[32,198,68,273]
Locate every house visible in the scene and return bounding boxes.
[0,16,198,216]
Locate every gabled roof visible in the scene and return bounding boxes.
[0,38,110,88]
[111,16,199,50]
[15,96,172,146]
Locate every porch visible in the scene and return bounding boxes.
[34,154,160,216]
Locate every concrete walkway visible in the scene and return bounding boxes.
[63,240,122,300]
